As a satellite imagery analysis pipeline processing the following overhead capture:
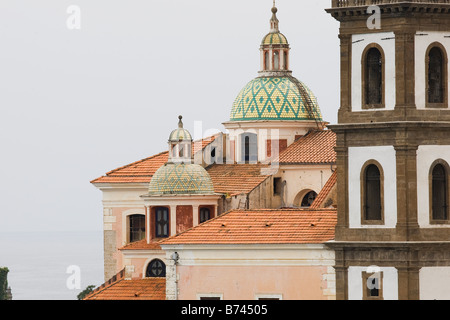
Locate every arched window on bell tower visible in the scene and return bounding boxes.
[363,45,384,109]
[426,44,448,108]
[361,161,384,224]
[430,161,449,223]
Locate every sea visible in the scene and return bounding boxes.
[0,230,104,300]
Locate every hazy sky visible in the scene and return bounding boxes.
[0,0,340,233]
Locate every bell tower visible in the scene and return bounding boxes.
[327,1,450,300]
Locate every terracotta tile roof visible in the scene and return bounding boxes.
[90,151,169,184]
[160,209,337,245]
[310,171,337,209]
[118,239,162,251]
[85,275,166,300]
[91,136,218,184]
[276,130,336,165]
[206,164,272,196]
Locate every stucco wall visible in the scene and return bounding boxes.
[177,265,334,300]
[415,31,450,109]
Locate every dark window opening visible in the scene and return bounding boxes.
[199,207,211,224]
[273,178,282,195]
[146,259,166,278]
[129,214,145,243]
[301,191,317,207]
[428,47,444,104]
[155,207,169,238]
[241,133,258,163]
[365,48,383,105]
[200,297,221,300]
[265,51,270,70]
[432,164,448,221]
[364,164,382,221]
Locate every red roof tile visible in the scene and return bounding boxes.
[91,136,218,184]
[84,277,166,300]
[206,164,272,196]
[118,239,162,251]
[276,130,336,164]
[160,209,337,245]
[310,171,337,209]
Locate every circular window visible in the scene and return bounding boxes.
[146,259,166,278]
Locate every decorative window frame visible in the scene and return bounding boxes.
[428,159,450,225]
[425,42,448,109]
[361,43,386,110]
[145,258,166,278]
[360,160,385,225]
[362,271,384,300]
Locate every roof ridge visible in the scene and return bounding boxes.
[105,151,169,176]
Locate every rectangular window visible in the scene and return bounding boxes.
[362,271,383,300]
[155,207,169,238]
[129,214,145,243]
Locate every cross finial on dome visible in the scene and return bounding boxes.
[178,115,183,128]
[270,1,279,33]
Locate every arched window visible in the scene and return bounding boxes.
[363,164,383,222]
[146,259,166,278]
[301,191,317,207]
[199,207,211,224]
[364,46,383,108]
[265,51,270,70]
[129,214,145,243]
[241,133,258,163]
[155,207,169,238]
[427,46,446,106]
[431,163,448,221]
[273,51,280,70]
[284,51,288,70]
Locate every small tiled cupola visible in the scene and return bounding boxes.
[168,115,192,164]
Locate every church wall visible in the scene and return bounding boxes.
[415,32,450,110]
[348,146,397,229]
[419,267,450,300]
[347,266,398,300]
[417,145,450,228]
[163,244,335,300]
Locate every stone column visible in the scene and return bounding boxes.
[193,205,199,226]
[170,205,177,237]
[394,32,416,109]
[397,267,421,300]
[166,256,178,300]
[394,143,419,240]
[338,34,352,118]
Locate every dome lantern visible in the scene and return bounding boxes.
[168,115,193,164]
[260,3,291,75]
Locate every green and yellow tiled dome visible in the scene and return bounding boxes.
[148,163,215,195]
[230,76,322,122]
[262,32,288,45]
[169,128,192,142]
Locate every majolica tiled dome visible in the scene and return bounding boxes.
[169,116,192,142]
[262,32,288,45]
[230,76,322,122]
[148,163,215,195]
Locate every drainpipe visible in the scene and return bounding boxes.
[170,252,179,300]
